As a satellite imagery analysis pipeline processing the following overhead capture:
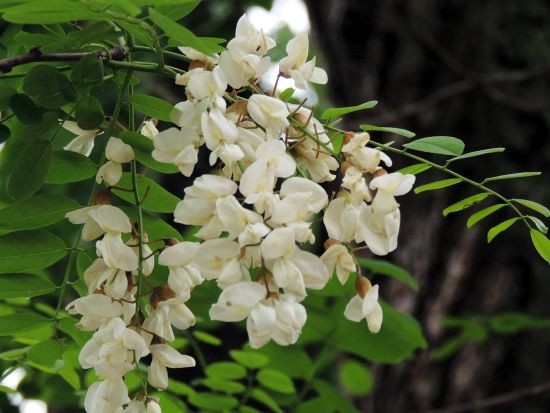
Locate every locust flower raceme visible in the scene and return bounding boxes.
[67,13,417,413]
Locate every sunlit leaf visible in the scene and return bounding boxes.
[0,313,49,336]
[339,360,373,396]
[129,94,173,122]
[398,163,431,175]
[443,193,490,216]
[206,362,246,380]
[466,204,506,228]
[358,258,418,290]
[320,101,378,120]
[414,178,462,194]
[0,274,56,299]
[487,217,520,243]
[256,369,295,394]
[483,172,541,183]
[530,229,550,265]
[512,199,550,218]
[403,136,465,156]
[447,147,505,162]
[360,124,416,138]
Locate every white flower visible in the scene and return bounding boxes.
[271,294,307,345]
[174,174,237,239]
[65,205,132,241]
[178,46,218,66]
[344,284,383,333]
[321,244,356,285]
[170,99,208,130]
[84,378,129,413]
[246,302,277,348]
[79,317,149,379]
[194,238,248,287]
[216,195,264,240]
[342,132,392,173]
[63,120,99,157]
[323,196,360,242]
[357,204,400,256]
[140,120,159,140]
[152,127,199,176]
[84,258,126,299]
[201,108,244,166]
[270,177,328,224]
[158,242,203,297]
[228,14,276,56]
[96,137,134,186]
[148,344,195,390]
[144,297,196,342]
[186,66,227,109]
[279,33,328,90]
[97,234,139,272]
[342,166,371,205]
[247,95,290,139]
[209,281,266,322]
[370,172,415,214]
[66,294,123,331]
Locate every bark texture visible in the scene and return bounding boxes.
[305,0,550,411]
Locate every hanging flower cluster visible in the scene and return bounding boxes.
[64,14,415,412]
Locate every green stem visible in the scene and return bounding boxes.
[52,70,134,329]
[184,331,208,375]
[290,119,344,162]
[367,138,531,229]
[131,45,193,64]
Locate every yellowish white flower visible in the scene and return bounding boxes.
[63,120,99,157]
[65,204,132,241]
[96,137,134,186]
[247,95,290,139]
[148,344,195,390]
[139,119,159,140]
[344,284,383,333]
[209,281,266,322]
[321,244,356,285]
[152,127,200,176]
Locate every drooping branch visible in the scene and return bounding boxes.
[0,46,126,73]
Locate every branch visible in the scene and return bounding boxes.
[0,46,126,73]
[427,380,550,413]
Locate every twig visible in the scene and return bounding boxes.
[426,380,550,413]
[0,46,126,73]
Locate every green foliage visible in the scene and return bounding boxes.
[320,101,378,120]
[119,131,179,174]
[0,313,49,336]
[0,230,66,273]
[360,124,416,138]
[403,136,465,156]
[0,273,56,299]
[466,204,506,228]
[0,194,79,231]
[256,369,295,394]
[75,95,104,130]
[46,151,97,183]
[358,258,418,290]
[130,94,173,122]
[339,360,373,396]
[7,140,51,200]
[443,193,490,216]
[414,178,462,194]
[112,173,180,213]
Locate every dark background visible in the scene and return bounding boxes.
[177,1,550,412]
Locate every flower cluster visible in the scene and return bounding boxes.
[65,204,195,411]
[64,13,415,413]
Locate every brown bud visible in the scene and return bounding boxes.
[188,60,206,71]
[150,284,176,308]
[165,238,179,247]
[227,101,247,116]
[293,112,308,126]
[340,160,352,174]
[324,239,341,250]
[355,276,373,299]
[343,131,355,144]
[92,189,111,205]
[372,168,387,179]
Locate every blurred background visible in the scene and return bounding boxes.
[1,0,549,412]
[180,0,550,411]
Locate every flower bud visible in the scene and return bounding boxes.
[355,276,373,299]
[372,168,387,179]
[343,131,355,144]
[165,238,179,247]
[340,160,352,174]
[323,238,341,250]
[188,60,206,71]
[92,189,111,206]
[227,101,247,116]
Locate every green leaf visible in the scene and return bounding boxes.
[512,199,550,218]
[487,218,520,243]
[256,369,295,394]
[59,352,80,389]
[119,131,178,174]
[0,230,66,274]
[310,380,358,413]
[403,136,465,156]
[398,163,431,175]
[0,274,56,299]
[488,312,550,335]
[112,173,180,213]
[27,340,64,369]
[0,85,17,109]
[447,147,505,162]
[130,94,173,122]
[414,178,462,194]
[0,125,10,143]
[279,87,295,101]
[155,0,202,20]
[188,392,239,411]
[75,95,104,130]
[443,193,490,216]
[358,258,417,290]
[71,55,104,87]
[250,388,283,413]
[334,301,427,363]
[527,216,548,234]
[339,360,373,396]
[57,317,92,347]
[7,140,51,201]
[206,362,246,380]
[10,94,43,125]
[2,1,104,24]
[201,378,245,394]
[320,101,378,120]
[0,194,79,230]
[46,151,97,184]
[20,112,59,141]
[360,124,416,138]
[530,229,550,265]
[483,172,541,183]
[0,313,49,336]
[148,8,222,55]
[0,385,16,394]
[230,350,269,369]
[466,204,506,228]
[193,330,221,346]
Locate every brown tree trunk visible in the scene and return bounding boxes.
[306,0,550,411]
